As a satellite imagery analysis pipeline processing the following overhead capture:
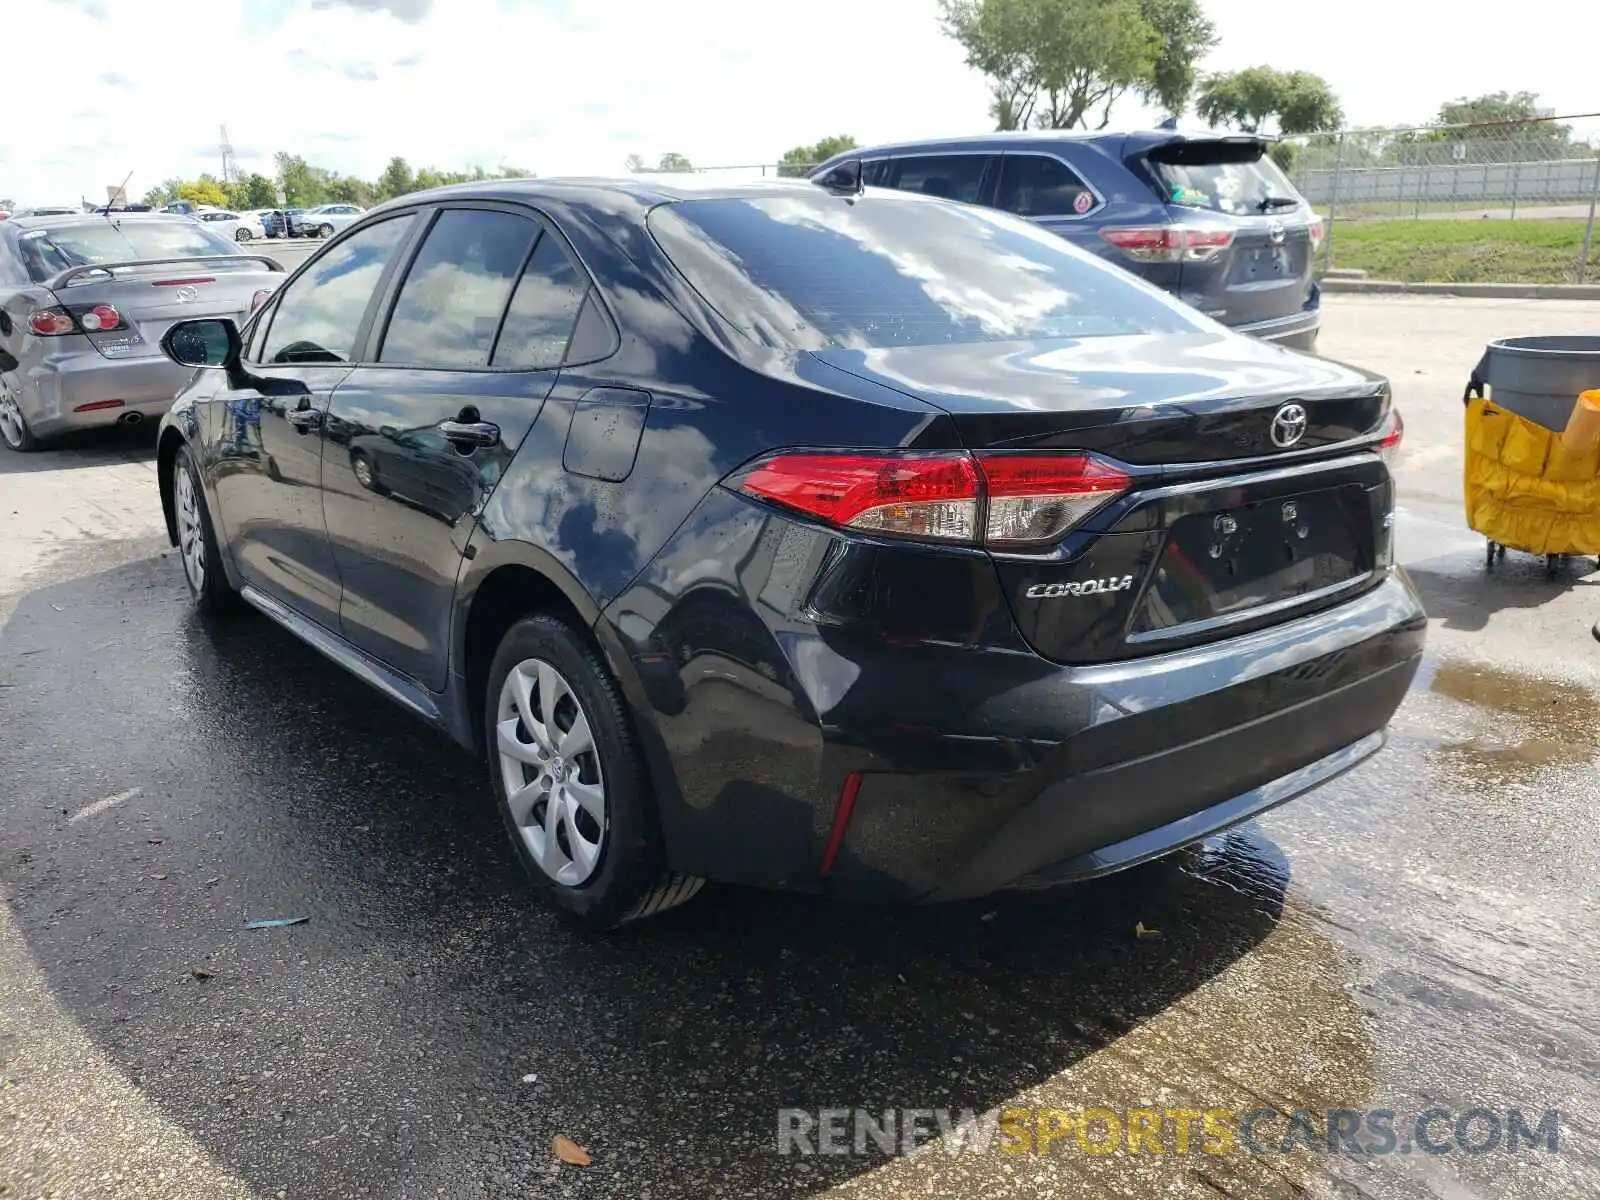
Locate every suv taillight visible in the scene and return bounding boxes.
[1308,215,1325,252]
[732,451,1130,549]
[1100,224,1234,263]
[1378,408,1404,465]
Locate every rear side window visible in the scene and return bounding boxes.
[996,155,1097,217]
[378,209,540,368]
[1146,143,1304,216]
[490,233,590,368]
[885,154,992,204]
[259,214,415,365]
[649,193,1206,351]
[16,220,240,282]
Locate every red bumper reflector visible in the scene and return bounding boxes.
[73,399,126,413]
[818,771,864,878]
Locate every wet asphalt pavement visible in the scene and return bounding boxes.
[2,295,1599,1200]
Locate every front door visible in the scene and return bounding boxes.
[208,212,420,626]
[324,205,592,689]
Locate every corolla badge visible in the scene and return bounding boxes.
[1025,576,1135,599]
[1270,402,1309,449]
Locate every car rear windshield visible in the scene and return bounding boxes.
[17,219,241,282]
[1145,143,1305,216]
[647,191,1209,350]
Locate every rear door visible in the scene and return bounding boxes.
[1136,139,1318,329]
[993,151,1105,254]
[323,203,592,689]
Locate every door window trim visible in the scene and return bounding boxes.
[355,198,617,374]
[881,151,1001,206]
[996,151,1106,221]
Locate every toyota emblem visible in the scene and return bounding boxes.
[1270,403,1309,449]
[174,285,198,303]
[1267,219,1286,245]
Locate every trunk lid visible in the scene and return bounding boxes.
[809,333,1396,663]
[48,257,282,360]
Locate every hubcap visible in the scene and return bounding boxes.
[0,376,25,449]
[496,657,606,886]
[353,456,373,489]
[175,464,207,593]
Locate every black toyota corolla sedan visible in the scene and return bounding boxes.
[154,175,1425,928]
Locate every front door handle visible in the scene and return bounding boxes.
[285,407,322,430]
[439,419,499,449]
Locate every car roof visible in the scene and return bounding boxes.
[6,211,202,231]
[812,127,1266,166]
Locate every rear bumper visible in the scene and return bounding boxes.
[606,487,1426,904]
[20,351,193,436]
[1236,302,1321,351]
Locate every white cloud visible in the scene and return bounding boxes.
[7,0,1597,206]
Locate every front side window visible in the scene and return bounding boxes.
[378,209,540,368]
[258,214,415,364]
[649,193,1208,350]
[996,155,1097,217]
[886,154,993,204]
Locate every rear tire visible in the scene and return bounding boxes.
[318,223,334,238]
[172,444,240,614]
[234,227,252,242]
[485,614,703,929]
[0,372,39,452]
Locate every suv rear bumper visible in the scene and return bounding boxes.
[1236,304,1321,351]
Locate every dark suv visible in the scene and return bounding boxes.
[153,178,1421,929]
[812,130,1324,350]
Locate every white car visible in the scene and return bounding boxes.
[194,209,268,243]
[299,204,365,238]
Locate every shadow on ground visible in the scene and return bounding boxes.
[0,423,158,476]
[0,554,1367,1199]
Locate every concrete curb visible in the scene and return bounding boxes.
[1320,277,1600,300]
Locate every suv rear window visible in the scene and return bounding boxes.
[17,219,240,281]
[1145,142,1304,217]
[649,192,1207,351]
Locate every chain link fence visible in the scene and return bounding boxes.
[1282,111,1600,283]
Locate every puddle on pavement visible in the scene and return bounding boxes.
[1427,659,1600,785]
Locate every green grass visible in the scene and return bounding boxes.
[1326,218,1597,284]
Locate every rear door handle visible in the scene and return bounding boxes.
[285,408,322,430]
[439,420,499,449]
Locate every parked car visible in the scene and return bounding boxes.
[152,177,1421,929]
[12,205,82,218]
[298,204,366,238]
[811,129,1325,351]
[0,212,284,451]
[195,208,268,243]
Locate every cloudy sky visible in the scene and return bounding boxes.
[6,0,1597,204]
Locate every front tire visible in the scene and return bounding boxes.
[172,444,240,614]
[485,614,703,928]
[234,227,252,242]
[318,223,335,238]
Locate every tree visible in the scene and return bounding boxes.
[274,153,326,206]
[1137,0,1216,117]
[1195,66,1343,135]
[657,152,694,172]
[177,174,229,208]
[324,176,372,206]
[141,179,181,208]
[941,0,1178,132]
[777,135,858,177]
[376,156,415,201]
[243,172,278,208]
[1427,91,1580,160]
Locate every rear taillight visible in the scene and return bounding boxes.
[735,453,980,543]
[1378,408,1404,465]
[250,289,273,313]
[1100,224,1234,263]
[1308,215,1325,252]
[977,454,1132,546]
[78,304,123,332]
[733,451,1130,548]
[28,307,76,336]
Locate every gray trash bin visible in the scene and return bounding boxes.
[1469,335,1600,431]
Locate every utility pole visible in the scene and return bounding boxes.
[220,125,238,186]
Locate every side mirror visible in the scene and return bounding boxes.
[161,318,240,368]
[812,159,864,194]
